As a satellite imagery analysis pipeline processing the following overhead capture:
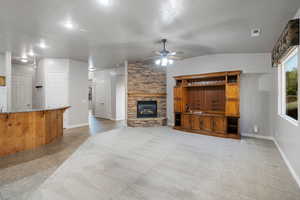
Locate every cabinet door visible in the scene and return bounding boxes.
[226,84,239,99]
[226,84,240,116]
[199,116,212,132]
[174,87,183,112]
[182,114,192,129]
[212,117,226,134]
[226,100,239,116]
[191,115,200,130]
[0,76,5,86]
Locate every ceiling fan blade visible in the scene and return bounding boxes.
[168,55,184,60]
[142,55,160,61]
[152,50,161,56]
[173,51,184,55]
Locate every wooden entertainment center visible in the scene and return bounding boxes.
[173,71,241,139]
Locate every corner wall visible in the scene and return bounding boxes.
[270,9,300,186]
[68,60,89,128]
[37,58,89,128]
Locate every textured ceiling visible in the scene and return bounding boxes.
[0,0,299,68]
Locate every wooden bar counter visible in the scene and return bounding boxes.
[0,106,69,157]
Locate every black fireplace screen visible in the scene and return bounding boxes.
[137,101,157,118]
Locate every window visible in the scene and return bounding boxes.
[279,47,298,123]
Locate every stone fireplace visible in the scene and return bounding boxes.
[127,63,167,127]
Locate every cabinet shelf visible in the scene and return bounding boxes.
[183,82,226,87]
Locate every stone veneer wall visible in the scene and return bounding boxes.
[127,63,167,127]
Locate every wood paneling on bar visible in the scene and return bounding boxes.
[0,107,68,157]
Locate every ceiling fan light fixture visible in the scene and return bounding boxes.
[155,59,161,65]
[161,57,168,66]
[168,59,174,65]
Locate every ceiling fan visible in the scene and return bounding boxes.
[149,39,184,66]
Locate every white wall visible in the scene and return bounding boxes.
[270,9,300,186]
[0,54,6,111]
[115,74,126,120]
[167,53,273,137]
[34,59,46,108]
[68,60,89,127]
[240,73,272,136]
[37,58,89,128]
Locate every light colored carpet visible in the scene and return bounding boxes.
[27,127,300,200]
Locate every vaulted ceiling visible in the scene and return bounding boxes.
[0,0,299,68]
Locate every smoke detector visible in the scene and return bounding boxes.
[251,28,261,37]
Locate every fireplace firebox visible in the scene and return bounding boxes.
[137,101,157,118]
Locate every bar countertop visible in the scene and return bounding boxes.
[0,106,70,114]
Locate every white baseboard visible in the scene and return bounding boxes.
[273,139,300,188]
[66,123,89,129]
[243,132,300,188]
[241,133,274,141]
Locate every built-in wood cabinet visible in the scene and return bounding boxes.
[0,76,5,86]
[173,71,241,139]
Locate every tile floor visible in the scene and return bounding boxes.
[20,127,300,200]
[0,117,124,200]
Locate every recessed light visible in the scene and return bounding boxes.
[251,28,261,37]
[38,41,48,49]
[89,68,96,72]
[21,54,28,59]
[63,20,75,30]
[20,59,28,63]
[28,50,35,57]
[98,0,112,6]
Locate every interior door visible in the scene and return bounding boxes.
[94,80,108,119]
[12,75,32,110]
